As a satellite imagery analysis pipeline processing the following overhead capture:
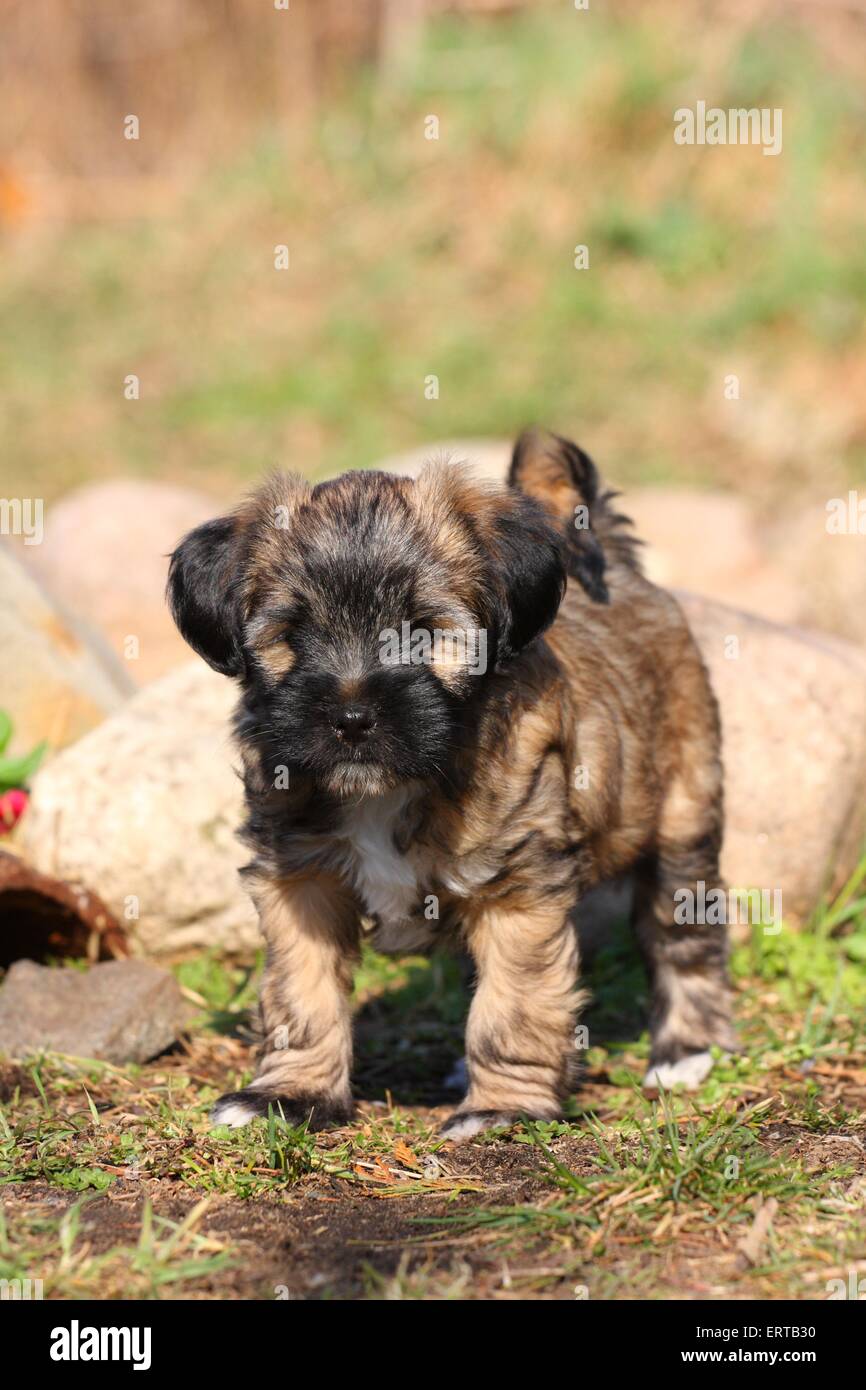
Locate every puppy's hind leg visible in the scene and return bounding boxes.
[212,874,359,1130]
[633,832,736,1093]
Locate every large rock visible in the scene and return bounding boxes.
[0,545,131,757]
[765,504,866,648]
[626,490,800,626]
[20,662,258,957]
[21,480,219,686]
[0,959,190,1064]
[679,594,866,924]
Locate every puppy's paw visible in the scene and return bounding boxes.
[210,1088,351,1131]
[439,1108,526,1142]
[642,1049,717,1092]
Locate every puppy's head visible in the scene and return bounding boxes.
[167,464,565,798]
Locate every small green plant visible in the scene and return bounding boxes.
[0,709,46,792]
[0,710,45,833]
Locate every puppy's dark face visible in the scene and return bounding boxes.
[168,466,566,798]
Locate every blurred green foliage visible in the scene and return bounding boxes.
[1,4,864,503]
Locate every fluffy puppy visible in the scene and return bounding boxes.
[167,429,734,1139]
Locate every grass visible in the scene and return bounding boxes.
[2,1,865,504]
[0,1197,235,1300]
[1,860,865,1300]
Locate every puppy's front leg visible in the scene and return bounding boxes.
[212,875,359,1130]
[442,900,581,1141]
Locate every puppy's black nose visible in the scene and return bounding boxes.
[332,705,376,744]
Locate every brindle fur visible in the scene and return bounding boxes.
[167,429,733,1137]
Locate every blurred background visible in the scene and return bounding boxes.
[1,0,865,637]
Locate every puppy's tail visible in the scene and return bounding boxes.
[508,427,642,602]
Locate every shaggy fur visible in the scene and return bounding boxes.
[167,429,734,1138]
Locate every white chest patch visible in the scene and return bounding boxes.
[340,786,422,930]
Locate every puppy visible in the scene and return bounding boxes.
[167,429,734,1139]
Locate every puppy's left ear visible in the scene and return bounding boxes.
[167,515,247,677]
[489,492,567,663]
[510,427,609,604]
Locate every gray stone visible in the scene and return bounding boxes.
[0,958,190,1064]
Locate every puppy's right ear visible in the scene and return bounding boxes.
[167,515,246,677]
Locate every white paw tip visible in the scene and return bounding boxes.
[440,1115,487,1141]
[440,1109,524,1141]
[643,1050,715,1091]
[211,1098,260,1129]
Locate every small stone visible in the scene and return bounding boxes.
[0,959,191,1064]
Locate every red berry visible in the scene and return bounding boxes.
[0,788,28,833]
